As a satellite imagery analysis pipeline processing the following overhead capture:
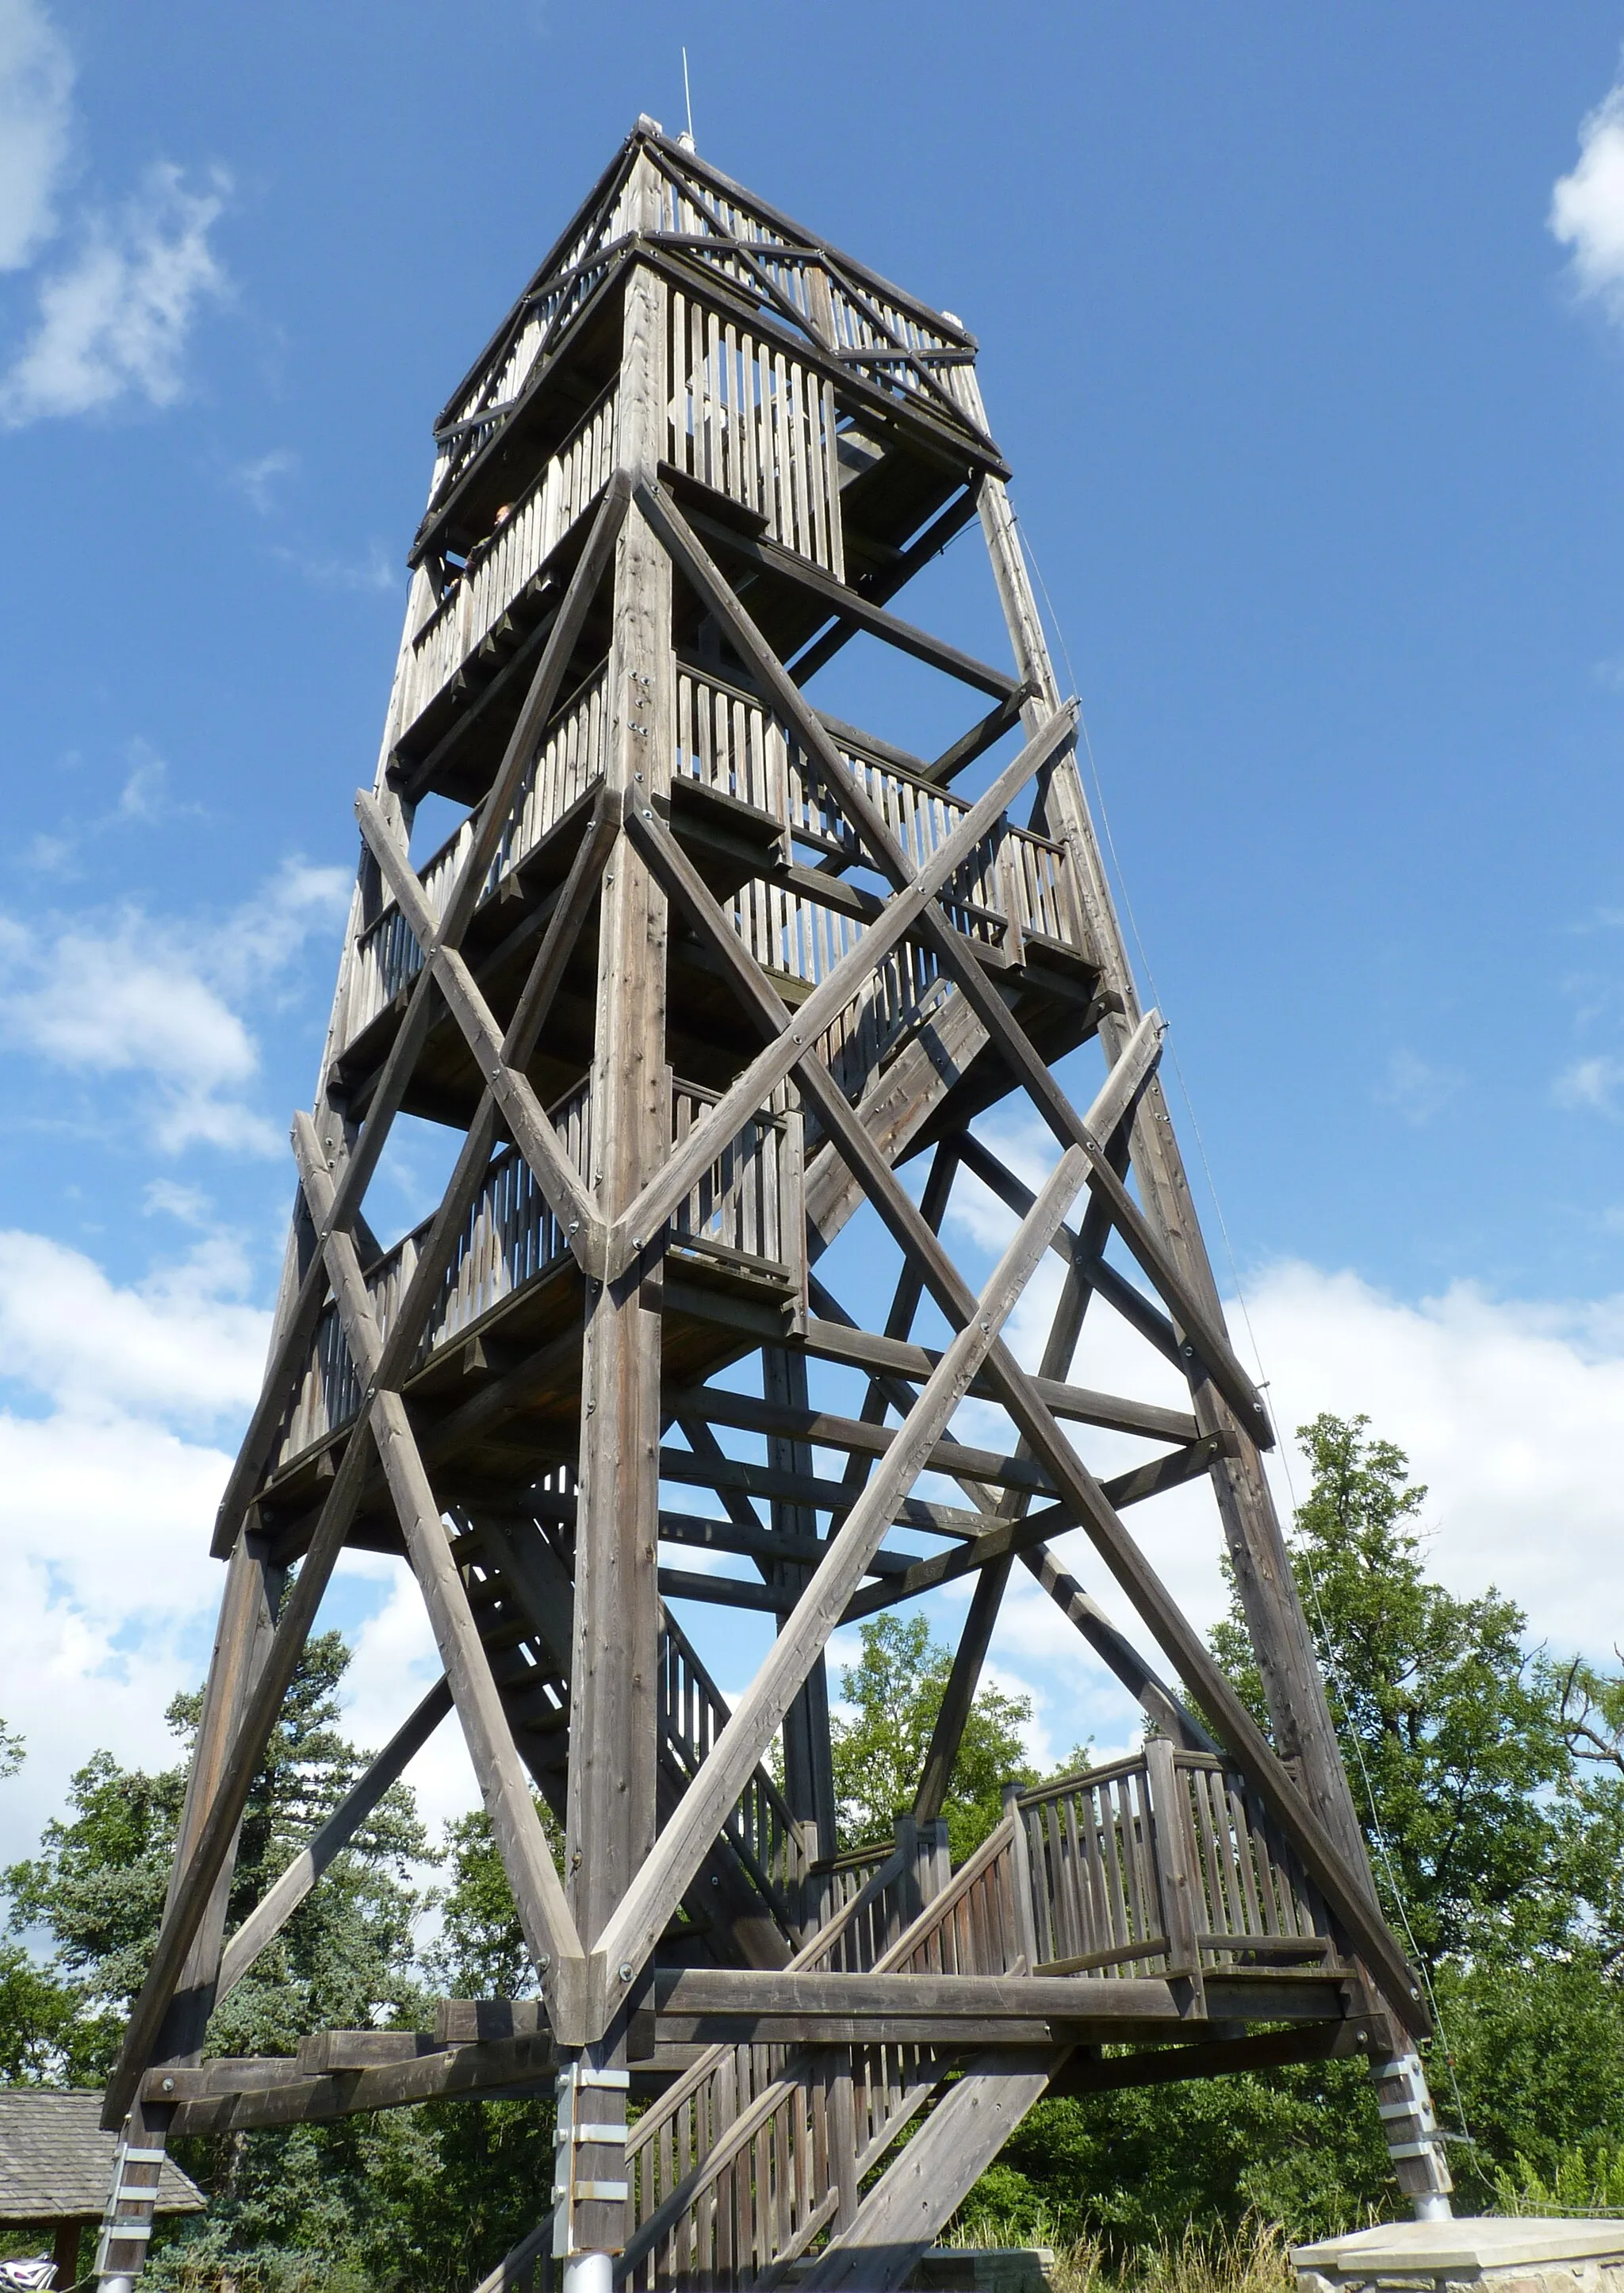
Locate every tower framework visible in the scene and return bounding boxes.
[98,123,1454,2291]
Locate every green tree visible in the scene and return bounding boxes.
[5,1630,429,2075]
[1211,1413,1575,1969]
[829,1613,1040,1860]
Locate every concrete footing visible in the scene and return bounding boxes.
[1294,2218,1624,2293]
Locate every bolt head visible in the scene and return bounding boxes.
[619,1961,634,1983]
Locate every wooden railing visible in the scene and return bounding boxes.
[676,664,1087,964]
[620,1825,968,2292]
[481,1750,1343,2292]
[1013,1745,1335,1977]
[660,1614,808,1932]
[273,1073,797,1472]
[668,1079,799,1277]
[668,290,845,577]
[428,184,635,515]
[649,167,984,437]
[404,388,619,737]
[344,666,610,1046]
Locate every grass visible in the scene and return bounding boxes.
[942,2211,1297,2293]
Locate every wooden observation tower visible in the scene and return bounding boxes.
[97,121,1454,2292]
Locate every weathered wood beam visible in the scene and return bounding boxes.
[661,1417,1056,1501]
[1048,2019,1369,2097]
[104,1415,381,2126]
[435,475,629,950]
[921,688,1031,788]
[786,491,987,688]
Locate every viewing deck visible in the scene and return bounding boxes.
[273,1072,802,1475]
[341,660,1092,1075]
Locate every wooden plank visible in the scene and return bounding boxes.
[921,689,1030,788]
[1049,2021,1366,2096]
[799,1314,1200,1444]
[163,2030,561,2135]
[840,1440,1231,1621]
[661,1416,1055,1501]
[216,1676,453,2000]
[672,501,1021,700]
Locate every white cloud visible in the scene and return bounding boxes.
[0,859,348,1153]
[0,160,230,427]
[232,448,297,516]
[1551,81,1624,319]
[1553,1053,1624,1112]
[0,1229,268,1427]
[0,0,73,272]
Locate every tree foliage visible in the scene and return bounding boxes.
[829,1612,1041,1859]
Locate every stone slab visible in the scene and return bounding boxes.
[1294,2218,1624,2280]
[909,2251,1056,2293]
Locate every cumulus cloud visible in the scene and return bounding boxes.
[1551,79,1624,319]
[0,858,348,1152]
[0,1229,269,1426]
[0,0,73,272]
[0,1226,270,1867]
[0,160,231,426]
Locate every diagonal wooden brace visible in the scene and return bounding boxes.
[592,1139,1095,2002]
[435,474,630,951]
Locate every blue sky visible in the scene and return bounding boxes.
[4,1,1624,1864]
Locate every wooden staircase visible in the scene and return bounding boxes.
[473,1742,1358,2291]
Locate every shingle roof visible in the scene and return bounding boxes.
[0,2092,205,2223]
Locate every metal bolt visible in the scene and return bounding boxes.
[538,1954,551,1972]
[161,2076,175,2094]
[619,1961,634,1983]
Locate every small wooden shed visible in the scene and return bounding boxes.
[0,2092,203,2286]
